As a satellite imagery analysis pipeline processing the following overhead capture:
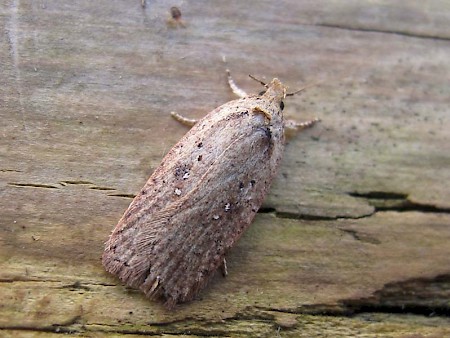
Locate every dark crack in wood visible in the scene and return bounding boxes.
[8,182,59,189]
[339,228,381,245]
[340,274,450,317]
[313,23,450,42]
[59,180,94,185]
[349,191,450,214]
[107,193,136,199]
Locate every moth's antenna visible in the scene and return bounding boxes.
[286,81,320,96]
[248,74,268,88]
[286,87,306,96]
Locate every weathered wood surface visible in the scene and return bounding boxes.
[1,0,450,336]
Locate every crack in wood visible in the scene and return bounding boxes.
[89,186,116,191]
[338,228,381,245]
[313,23,450,42]
[59,180,94,186]
[348,191,450,214]
[8,182,59,189]
[255,304,345,316]
[107,193,136,199]
[7,180,122,195]
[58,281,91,291]
[0,277,61,283]
[340,274,450,317]
[0,168,22,172]
[258,207,375,221]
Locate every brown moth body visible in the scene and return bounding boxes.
[103,78,313,308]
[167,6,186,28]
[170,6,182,20]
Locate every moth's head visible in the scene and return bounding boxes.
[262,78,287,103]
[251,76,301,111]
[250,76,287,110]
[250,75,312,112]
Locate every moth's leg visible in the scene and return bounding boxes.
[226,69,248,98]
[171,67,248,127]
[149,276,160,294]
[220,257,228,277]
[171,111,198,127]
[285,118,320,139]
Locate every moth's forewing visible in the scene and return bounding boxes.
[103,94,285,306]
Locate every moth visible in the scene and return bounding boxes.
[167,6,186,28]
[102,71,319,308]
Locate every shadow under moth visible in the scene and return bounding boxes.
[102,71,319,308]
